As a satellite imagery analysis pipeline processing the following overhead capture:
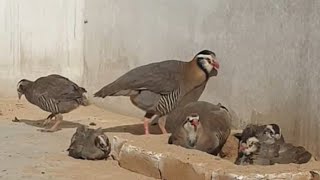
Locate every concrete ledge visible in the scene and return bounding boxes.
[119,144,163,179]
[159,157,210,180]
[112,135,320,180]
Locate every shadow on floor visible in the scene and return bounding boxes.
[12,117,171,135]
[103,123,168,135]
[12,116,83,131]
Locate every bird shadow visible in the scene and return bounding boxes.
[102,123,169,135]
[12,117,83,131]
[12,117,171,135]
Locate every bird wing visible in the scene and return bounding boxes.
[94,60,185,97]
[32,74,86,102]
[177,82,207,107]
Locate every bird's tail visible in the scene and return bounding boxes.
[94,82,135,98]
[295,147,312,164]
[94,84,117,98]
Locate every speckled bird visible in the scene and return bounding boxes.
[94,50,219,135]
[236,124,285,145]
[67,125,111,160]
[17,74,89,132]
[235,124,312,165]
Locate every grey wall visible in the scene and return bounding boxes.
[0,0,84,96]
[1,0,319,158]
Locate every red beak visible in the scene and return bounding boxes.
[211,61,220,69]
[191,120,199,127]
[239,145,247,152]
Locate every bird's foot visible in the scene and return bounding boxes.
[42,119,51,127]
[42,115,57,127]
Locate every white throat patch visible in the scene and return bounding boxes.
[243,137,259,155]
[183,121,197,144]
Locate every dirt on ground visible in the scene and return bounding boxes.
[0,98,319,180]
[0,98,154,180]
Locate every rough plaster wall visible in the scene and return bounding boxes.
[83,0,320,158]
[0,0,319,157]
[0,0,85,96]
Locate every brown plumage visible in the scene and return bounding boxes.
[235,137,312,165]
[235,124,312,165]
[94,50,219,135]
[235,136,280,165]
[235,123,285,145]
[67,125,111,160]
[272,143,312,164]
[17,74,89,132]
[168,101,231,156]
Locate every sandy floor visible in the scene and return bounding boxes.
[0,98,154,180]
[1,98,319,180]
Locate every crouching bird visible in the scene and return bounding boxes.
[235,124,285,145]
[17,74,89,132]
[67,125,111,160]
[235,123,312,165]
[94,50,219,135]
[168,101,231,156]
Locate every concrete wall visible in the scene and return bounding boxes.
[0,0,84,96]
[1,0,319,157]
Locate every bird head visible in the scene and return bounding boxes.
[239,136,260,155]
[68,125,111,160]
[94,128,111,153]
[195,50,219,77]
[183,113,200,132]
[16,79,32,99]
[262,124,282,143]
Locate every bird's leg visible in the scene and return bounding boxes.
[143,112,157,135]
[143,117,150,135]
[158,116,167,134]
[150,114,160,126]
[42,113,55,127]
[39,114,62,133]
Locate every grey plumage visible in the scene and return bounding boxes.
[235,124,312,165]
[67,125,111,160]
[235,124,285,145]
[94,60,185,97]
[94,50,219,134]
[17,74,89,132]
[150,77,212,126]
[235,136,280,165]
[272,143,312,164]
[168,101,231,156]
